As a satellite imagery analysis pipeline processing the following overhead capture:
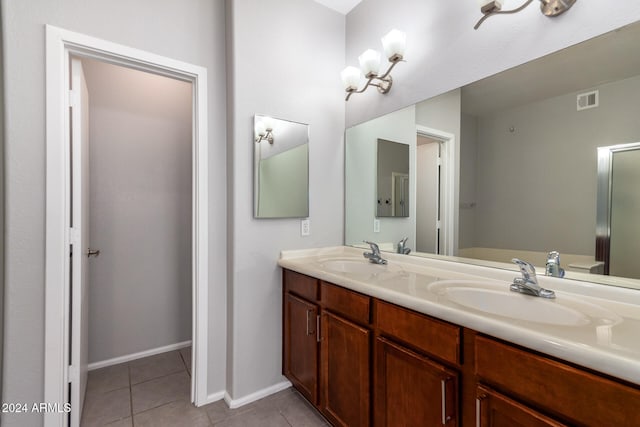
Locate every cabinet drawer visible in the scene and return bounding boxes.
[375,300,460,365]
[321,282,370,325]
[475,335,640,426]
[284,269,319,301]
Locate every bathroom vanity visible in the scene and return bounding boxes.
[279,247,640,427]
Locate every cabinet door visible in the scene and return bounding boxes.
[476,385,566,427]
[321,310,370,427]
[375,337,458,427]
[284,293,319,404]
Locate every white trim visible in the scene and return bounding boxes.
[205,390,226,405]
[224,381,292,409]
[416,125,457,256]
[45,25,210,426]
[87,341,192,371]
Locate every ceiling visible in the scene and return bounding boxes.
[313,0,362,14]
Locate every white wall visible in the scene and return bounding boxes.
[345,105,416,247]
[83,60,192,364]
[1,1,227,424]
[225,0,345,400]
[345,0,640,127]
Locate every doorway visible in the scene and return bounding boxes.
[415,125,456,256]
[45,26,210,427]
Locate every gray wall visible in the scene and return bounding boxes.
[459,113,478,250]
[345,0,640,127]
[83,60,192,364]
[1,1,227,424]
[225,0,345,400]
[473,75,640,255]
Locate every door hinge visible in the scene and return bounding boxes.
[67,228,80,245]
[437,157,443,166]
[68,89,79,108]
[436,220,442,230]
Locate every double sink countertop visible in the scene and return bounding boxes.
[278,246,640,386]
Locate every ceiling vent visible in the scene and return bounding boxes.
[577,90,599,111]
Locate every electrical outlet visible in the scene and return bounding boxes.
[301,219,311,236]
[373,219,380,233]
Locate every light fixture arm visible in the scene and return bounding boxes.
[474,0,576,30]
[345,58,402,101]
[474,0,535,29]
[255,130,274,144]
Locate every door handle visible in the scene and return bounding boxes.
[87,249,100,258]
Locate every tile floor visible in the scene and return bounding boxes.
[81,347,329,426]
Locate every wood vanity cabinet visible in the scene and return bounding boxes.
[374,300,460,427]
[474,335,640,426]
[282,269,640,427]
[283,270,320,405]
[475,385,567,427]
[320,282,372,427]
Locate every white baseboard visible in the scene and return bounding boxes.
[224,380,292,409]
[88,340,192,371]
[198,390,225,406]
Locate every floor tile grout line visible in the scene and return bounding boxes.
[128,363,135,427]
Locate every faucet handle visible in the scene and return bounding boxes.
[546,251,560,264]
[511,258,538,284]
[363,240,380,254]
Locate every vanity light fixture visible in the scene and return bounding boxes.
[341,29,406,101]
[255,117,274,144]
[474,0,577,30]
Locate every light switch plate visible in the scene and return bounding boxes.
[373,219,380,233]
[301,219,311,236]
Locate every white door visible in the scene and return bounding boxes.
[69,57,90,427]
[416,141,441,254]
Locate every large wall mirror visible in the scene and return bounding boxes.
[345,21,640,289]
[254,115,309,218]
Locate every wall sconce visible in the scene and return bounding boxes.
[475,0,577,30]
[340,29,406,101]
[255,117,274,144]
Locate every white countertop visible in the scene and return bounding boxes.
[278,246,640,386]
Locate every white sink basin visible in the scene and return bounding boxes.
[429,280,622,327]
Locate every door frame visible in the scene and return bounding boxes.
[45,25,210,426]
[416,125,456,256]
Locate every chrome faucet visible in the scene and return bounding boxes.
[545,251,565,278]
[396,237,411,255]
[363,240,387,265]
[510,258,555,299]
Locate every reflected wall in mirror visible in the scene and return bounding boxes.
[254,115,309,218]
[345,21,640,288]
[377,139,410,218]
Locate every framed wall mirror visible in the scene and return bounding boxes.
[345,21,640,289]
[254,115,309,218]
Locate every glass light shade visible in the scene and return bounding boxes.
[341,66,362,91]
[358,49,381,77]
[381,29,406,60]
[255,121,266,137]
